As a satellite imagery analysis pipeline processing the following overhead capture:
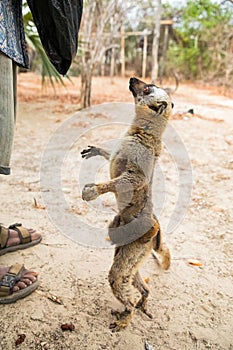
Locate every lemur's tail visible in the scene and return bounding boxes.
[152,229,171,270]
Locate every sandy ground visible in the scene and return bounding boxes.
[0,74,233,350]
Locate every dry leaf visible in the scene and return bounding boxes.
[211,206,225,213]
[144,277,150,284]
[188,259,203,267]
[61,323,75,331]
[15,334,26,346]
[33,197,46,210]
[48,295,63,305]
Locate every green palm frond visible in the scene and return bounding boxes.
[27,32,66,88]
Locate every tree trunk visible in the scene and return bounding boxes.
[159,24,169,84]
[142,34,148,79]
[110,47,115,83]
[151,0,162,83]
[121,26,125,78]
[81,61,93,109]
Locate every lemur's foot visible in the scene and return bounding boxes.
[109,308,132,332]
[136,298,153,319]
[111,309,121,320]
[109,320,128,332]
[82,183,99,201]
[111,309,128,320]
[81,145,100,159]
[138,305,153,319]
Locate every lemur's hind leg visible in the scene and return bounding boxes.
[108,225,157,331]
[81,145,110,160]
[110,271,152,323]
[152,222,171,270]
[108,246,141,332]
[133,272,152,319]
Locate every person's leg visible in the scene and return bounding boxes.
[0,52,41,250]
[0,52,40,302]
[0,52,15,175]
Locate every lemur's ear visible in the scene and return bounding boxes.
[172,102,174,108]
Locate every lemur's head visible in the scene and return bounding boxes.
[129,77,174,119]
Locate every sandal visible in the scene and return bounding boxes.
[0,263,39,304]
[0,223,42,256]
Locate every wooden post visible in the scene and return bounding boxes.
[142,34,148,79]
[151,0,162,83]
[121,26,125,78]
[159,24,169,84]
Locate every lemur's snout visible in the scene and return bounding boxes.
[129,77,138,96]
[129,77,139,85]
[129,77,146,97]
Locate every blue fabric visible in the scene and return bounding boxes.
[0,0,29,68]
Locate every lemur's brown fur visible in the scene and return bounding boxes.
[81,77,173,332]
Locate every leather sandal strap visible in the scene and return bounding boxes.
[0,225,10,248]
[9,223,31,244]
[0,263,23,297]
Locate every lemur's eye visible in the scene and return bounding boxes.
[143,86,150,95]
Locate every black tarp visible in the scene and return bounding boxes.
[27,0,83,75]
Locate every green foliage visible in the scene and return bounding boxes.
[165,0,233,82]
[168,45,200,76]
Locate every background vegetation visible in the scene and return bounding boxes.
[23,0,233,104]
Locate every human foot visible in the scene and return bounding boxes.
[0,223,42,255]
[0,264,39,304]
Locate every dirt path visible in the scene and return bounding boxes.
[0,74,232,350]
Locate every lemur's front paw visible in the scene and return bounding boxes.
[81,145,99,159]
[82,183,99,201]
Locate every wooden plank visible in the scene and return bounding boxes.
[78,20,173,39]
[160,20,173,25]
[124,31,151,37]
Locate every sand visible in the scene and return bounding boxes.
[0,74,232,350]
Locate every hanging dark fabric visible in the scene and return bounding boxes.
[27,0,83,75]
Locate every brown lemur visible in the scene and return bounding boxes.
[81,77,173,332]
